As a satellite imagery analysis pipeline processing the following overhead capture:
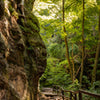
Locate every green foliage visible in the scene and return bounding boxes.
[91,81,100,93]
[35,0,100,92]
[48,43,66,59]
[82,81,100,100]
[39,9,50,16]
[40,57,79,90]
[69,43,79,55]
[97,0,100,5]
[40,57,69,87]
[40,0,60,3]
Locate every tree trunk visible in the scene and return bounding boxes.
[80,0,85,86]
[91,6,100,85]
[71,44,75,82]
[62,0,73,80]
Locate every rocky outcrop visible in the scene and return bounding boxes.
[0,0,46,100]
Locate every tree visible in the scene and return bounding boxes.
[92,2,100,85]
[71,43,75,82]
[62,0,73,81]
[80,0,85,86]
[34,0,100,91]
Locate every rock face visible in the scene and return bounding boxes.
[0,0,46,100]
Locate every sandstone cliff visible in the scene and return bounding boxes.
[0,0,46,100]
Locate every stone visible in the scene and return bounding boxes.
[0,0,47,100]
[0,0,5,18]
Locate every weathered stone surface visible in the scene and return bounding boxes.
[0,0,46,100]
[0,0,5,18]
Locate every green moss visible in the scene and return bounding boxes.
[28,39,37,47]
[28,14,40,27]
[9,4,18,19]
[25,0,35,12]
[19,13,40,35]
[9,4,14,13]
[20,25,33,34]
[12,11,18,19]
[26,20,39,32]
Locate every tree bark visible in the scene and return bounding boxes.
[71,44,75,82]
[91,6,100,85]
[62,0,73,80]
[80,0,85,86]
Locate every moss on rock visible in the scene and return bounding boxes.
[19,13,40,33]
[0,0,46,100]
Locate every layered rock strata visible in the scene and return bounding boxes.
[0,0,46,100]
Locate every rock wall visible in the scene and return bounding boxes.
[0,0,46,100]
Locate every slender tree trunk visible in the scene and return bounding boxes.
[80,0,85,86]
[71,44,75,82]
[62,0,73,80]
[92,7,100,85]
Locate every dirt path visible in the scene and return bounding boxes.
[39,87,65,100]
